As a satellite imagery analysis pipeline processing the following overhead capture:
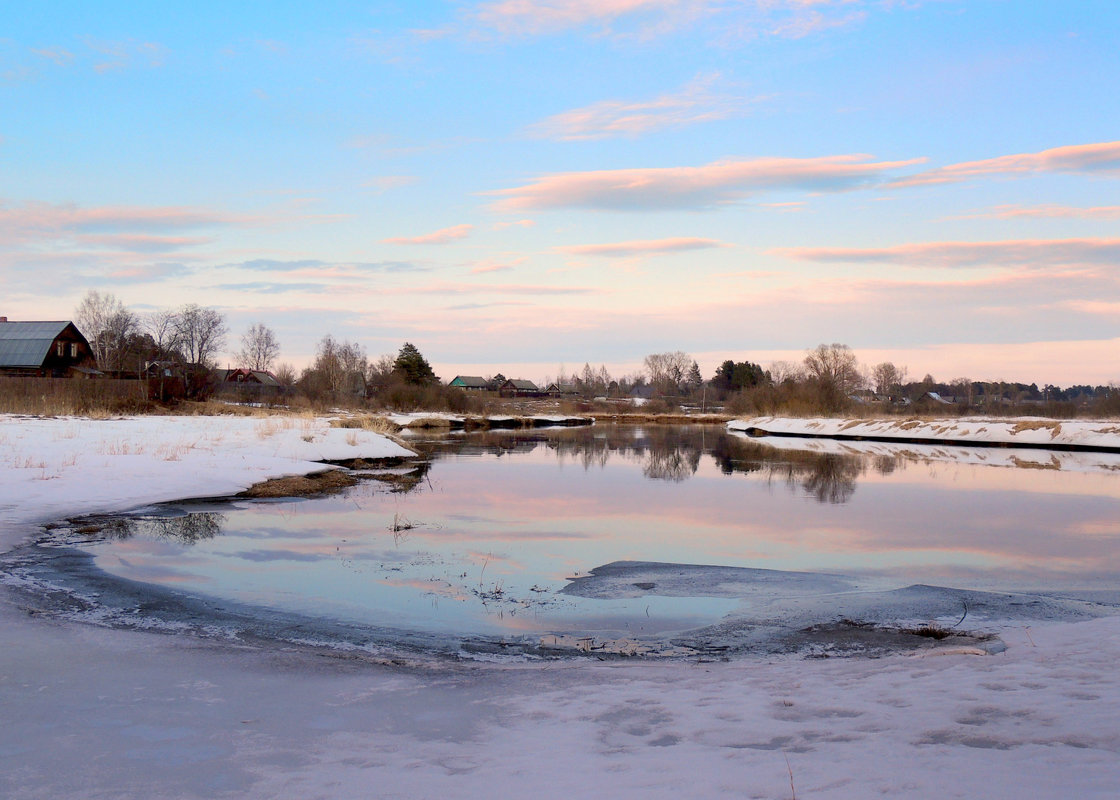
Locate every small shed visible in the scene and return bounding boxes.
[0,319,98,377]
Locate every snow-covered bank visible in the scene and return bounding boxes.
[0,414,413,549]
[730,415,1120,451]
[729,428,1120,474]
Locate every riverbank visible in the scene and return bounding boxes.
[731,415,1120,452]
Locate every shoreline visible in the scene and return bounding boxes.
[731,415,1120,453]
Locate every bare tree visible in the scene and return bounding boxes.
[871,361,907,398]
[644,351,692,395]
[74,290,127,369]
[100,307,140,372]
[174,304,228,368]
[768,360,803,384]
[272,362,297,386]
[144,308,182,362]
[804,343,862,410]
[309,334,368,396]
[238,323,280,371]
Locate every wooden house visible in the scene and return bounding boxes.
[499,378,541,397]
[448,375,493,391]
[544,381,579,397]
[0,319,99,377]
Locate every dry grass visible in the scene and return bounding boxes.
[329,414,401,433]
[238,469,358,498]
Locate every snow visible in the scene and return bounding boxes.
[728,429,1120,473]
[2,413,1119,798]
[729,415,1120,450]
[0,414,413,548]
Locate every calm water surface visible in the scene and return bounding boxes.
[67,425,1120,649]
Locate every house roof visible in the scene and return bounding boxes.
[504,379,539,390]
[450,375,491,388]
[0,321,73,368]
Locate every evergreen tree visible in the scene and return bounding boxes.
[393,342,438,385]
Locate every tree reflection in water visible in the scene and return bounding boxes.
[82,512,226,544]
[415,425,877,503]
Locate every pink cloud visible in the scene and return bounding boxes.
[0,201,245,237]
[891,141,1120,188]
[77,233,211,252]
[492,219,536,230]
[474,0,678,36]
[774,238,1120,269]
[559,237,730,257]
[471,0,869,41]
[950,204,1120,221]
[382,224,474,245]
[488,154,923,211]
[526,74,756,141]
[470,258,524,274]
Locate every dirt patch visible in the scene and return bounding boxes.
[239,469,358,498]
[1010,420,1062,438]
[1009,455,1061,471]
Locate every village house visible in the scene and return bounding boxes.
[543,381,579,397]
[0,318,99,378]
[448,375,494,391]
[498,378,541,397]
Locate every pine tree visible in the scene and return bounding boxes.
[393,342,438,386]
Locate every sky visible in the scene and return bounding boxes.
[2,0,1118,386]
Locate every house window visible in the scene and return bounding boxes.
[57,342,64,357]
[70,343,78,358]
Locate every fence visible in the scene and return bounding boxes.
[0,376,149,415]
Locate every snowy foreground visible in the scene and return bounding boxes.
[2,414,1120,799]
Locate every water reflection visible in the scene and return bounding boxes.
[80,512,227,544]
[415,426,867,503]
[49,424,1120,653]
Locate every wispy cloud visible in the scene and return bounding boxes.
[470,257,525,274]
[473,0,682,37]
[216,282,328,294]
[526,74,757,141]
[378,281,599,297]
[470,0,868,41]
[382,223,474,245]
[891,141,1120,188]
[774,238,1120,269]
[0,201,244,239]
[948,204,1120,221]
[80,36,168,73]
[489,153,923,211]
[559,237,729,257]
[492,219,536,230]
[31,47,75,66]
[77,233,212,252]
[232,258,426,274]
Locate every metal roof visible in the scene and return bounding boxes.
[450,375,491,388]
[0,321,73,367]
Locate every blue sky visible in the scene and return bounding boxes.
[2,1,1119,384]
